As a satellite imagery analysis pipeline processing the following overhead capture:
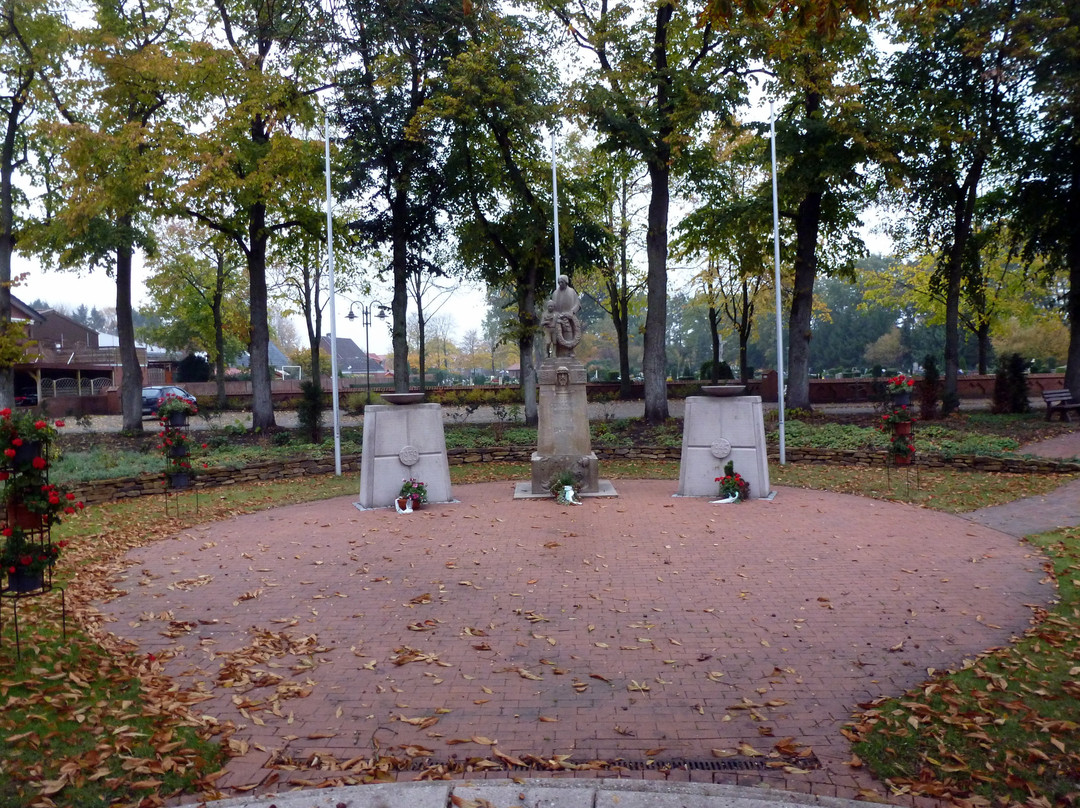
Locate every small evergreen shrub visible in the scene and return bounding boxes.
[992,353,1030,414]
[296,380,324,443]
[920,355,940,421]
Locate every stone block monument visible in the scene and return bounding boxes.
[357,398,453,509]
[516,275,615,499]
[677,388,771,500]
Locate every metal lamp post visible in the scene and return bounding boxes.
[347,301,387,404]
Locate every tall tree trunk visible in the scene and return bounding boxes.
[1065,138,1080,399]
[0,167,13,414]
[0,79,26,411]
[942,158,984,414]
[387,182,413,393]
[518,261,538,426]
[786,189,822,411]
[417,292,426,392]
[942,244,962,414]
[614,176,632,399]
[248,199,275,429]
[309,339,321,388]
[606,272,631,398]
[116,219,143,432]
[213,251,227,407]
[641,1,673,424]
[976,320,990,376]
[785,84,824,412]
[739,278,752,382]
[643,158,670,424]
[708,302,720,383]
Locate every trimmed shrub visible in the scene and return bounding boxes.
[992,353,1030,414]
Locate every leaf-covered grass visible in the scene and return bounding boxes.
[0,474,359,808]
[769,463,1076,512]
[848,526,1080,805]
[51,431,367,483]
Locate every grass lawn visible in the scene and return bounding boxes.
[847,525,1080,805]
[2,412,1078,806]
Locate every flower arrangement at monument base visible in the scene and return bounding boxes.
[715,461,750,503]
[398,478,427,510]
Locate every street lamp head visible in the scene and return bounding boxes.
[346,304,358,321]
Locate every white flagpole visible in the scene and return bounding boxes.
[551,129,561,288]
[770,101,786,465]
[325,109,342,476]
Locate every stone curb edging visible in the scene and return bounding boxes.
[65,445,1080,508]
[202,778,871,808]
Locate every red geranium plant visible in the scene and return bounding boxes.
[885,374,915,396]
[0,409,84,585]
[715,461,750,502]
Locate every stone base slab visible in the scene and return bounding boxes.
[530,451,599,494]
[513,479,619,500]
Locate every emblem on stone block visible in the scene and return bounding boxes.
[710,439,732,459]
[398,445,420,466]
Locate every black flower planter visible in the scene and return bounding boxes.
[12,440,43,467]
[167,472,191,490]
[6,568,45,593]
[169,445,189,458]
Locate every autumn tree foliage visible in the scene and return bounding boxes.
[875,0,1033,413]
[335,0,467,394]
[0,0,66,408]
[178,0,331,430]
[545,0,750,423]
[32,0,197,430]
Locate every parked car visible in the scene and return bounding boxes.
[142,386,197,418]
[14,388,38,407]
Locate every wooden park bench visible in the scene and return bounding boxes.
[1042,388,1080,421]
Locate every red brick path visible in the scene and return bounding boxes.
[99,482,1050,805]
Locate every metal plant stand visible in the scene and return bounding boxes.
[161,413,199,518]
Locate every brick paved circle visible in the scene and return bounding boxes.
[100,481,1051,803]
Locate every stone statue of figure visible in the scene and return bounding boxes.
[540,302,557,357]
[544,274,582,357]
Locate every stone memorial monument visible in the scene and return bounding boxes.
[677,386,771,500]
[516,276,616,499]
[357,395,453,509]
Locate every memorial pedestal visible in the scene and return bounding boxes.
[358,402,452,509]
[677,394,771,500]
[518,359,615,498]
